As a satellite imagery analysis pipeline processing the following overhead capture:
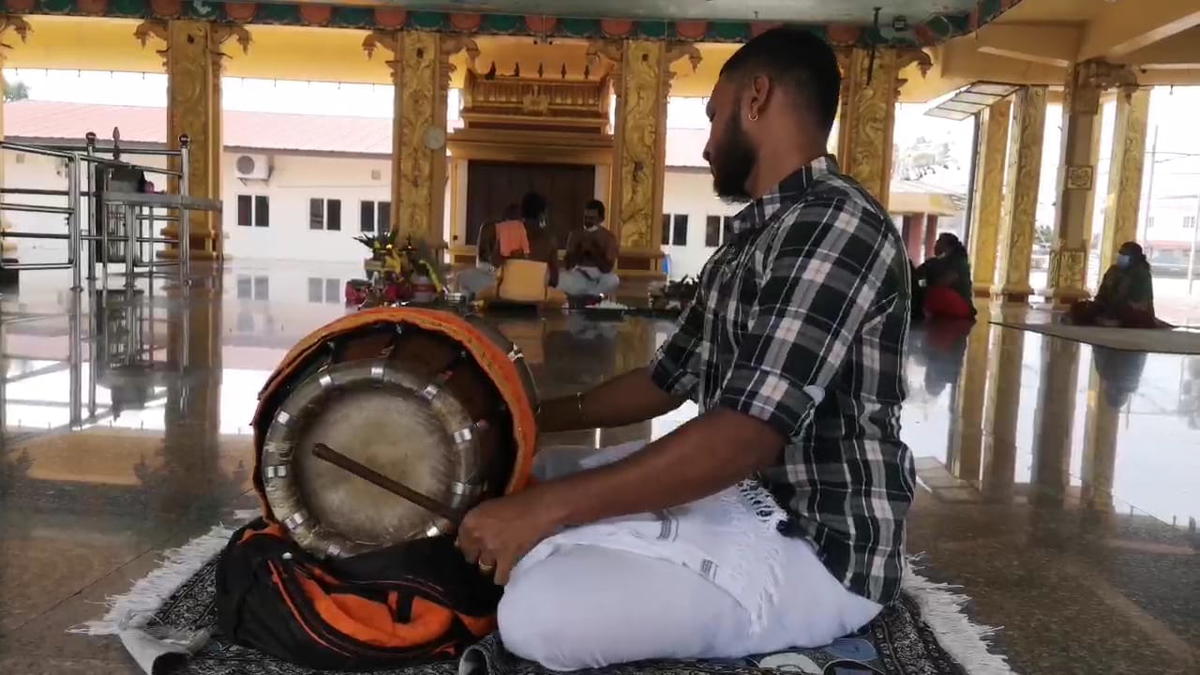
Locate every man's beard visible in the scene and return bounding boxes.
[710,106,757,203]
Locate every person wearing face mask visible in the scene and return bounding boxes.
[913,232,976,320]
[557,199,621,298]
[1068,241,1161,328]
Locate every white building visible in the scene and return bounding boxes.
[2,100,967,281]
[3,101,393,265]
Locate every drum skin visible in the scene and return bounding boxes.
[251,308,539,557]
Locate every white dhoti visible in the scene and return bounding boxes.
[556,266,620,297]
[497,443,882,672]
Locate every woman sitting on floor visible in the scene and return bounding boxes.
[914,233,977,321]
[1069,241,1162,329]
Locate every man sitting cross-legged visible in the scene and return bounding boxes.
[455,28,914,671]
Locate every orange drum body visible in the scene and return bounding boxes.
[252,308,538,558]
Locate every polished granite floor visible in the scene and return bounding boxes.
[0,260,1197,674]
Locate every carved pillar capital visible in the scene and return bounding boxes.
[895,47,933,97]
[134,19,169,68]
[836,47,901,207]
[1065,60,1138,115]
[211,22,252,75]
[897,47,933,75]
[661,41,703,100]
[440,34,479,81]
[1077,59,1138,90]
[362,29,400,60]
[0,14,30,63]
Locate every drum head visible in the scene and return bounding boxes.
[262,359,483,557]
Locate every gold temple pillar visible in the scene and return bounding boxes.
[607,40,671,275]
[593,39,699,276]
[365,31,475,245]
[968,97,1012,296]
[139,20,248,259]
[1046,62,1138,302]
[836,48,901,207]
[948,322,992,483]
[993,86,1047,302]
[166,20,219,259]
[1098,86,1150,270]
[0,16,30,260]
[1029,337,1080,508]
[980,326,1023,503]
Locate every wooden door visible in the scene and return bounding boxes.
[465,161,596,248]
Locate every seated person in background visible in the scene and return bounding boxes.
[458,203,520,295]
[914,232,976,320]
[558,199,620,298]
[478,192,565,305]
[1069,242,1162,328]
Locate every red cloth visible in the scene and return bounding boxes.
[923,286,975,320]
[494,219,531,258]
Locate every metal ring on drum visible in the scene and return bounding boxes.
[251,308,540,561]
[262,357,487,559]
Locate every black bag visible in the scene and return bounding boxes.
[216,519,501,671]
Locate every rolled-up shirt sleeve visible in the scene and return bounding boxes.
[648,292,705,400]
[716,200,898,440]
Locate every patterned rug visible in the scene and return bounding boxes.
[991,320,1200,354]
[110,552,1003,675]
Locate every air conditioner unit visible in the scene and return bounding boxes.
[234,153,271,180]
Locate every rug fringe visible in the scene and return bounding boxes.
[68,524,235,637]
[903,570,1015,675]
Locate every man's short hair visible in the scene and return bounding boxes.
[719,27,842,137]
[584,199,606,221]
[521,192,547,220]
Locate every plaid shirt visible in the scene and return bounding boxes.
[650,156,914,604]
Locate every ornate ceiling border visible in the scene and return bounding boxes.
[1,0,1026,46]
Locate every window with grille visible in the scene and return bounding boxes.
[238,275,269,300]
[308,277,342,304]
[310,198,342,231]
[704,215,737,247]
[360,200,392,233]
[238,195,270,227]
[662,213,689,246]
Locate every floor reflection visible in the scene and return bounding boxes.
[0,261,1197,673]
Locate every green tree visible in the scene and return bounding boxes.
[3,78,29,102]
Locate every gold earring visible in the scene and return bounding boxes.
[748,111,759,122]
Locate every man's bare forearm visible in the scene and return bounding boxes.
[533,407,783,528]
[537,368,686,432]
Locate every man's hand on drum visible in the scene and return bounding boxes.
[455,487,563,585]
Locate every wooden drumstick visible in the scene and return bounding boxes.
[311,442,463,525]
